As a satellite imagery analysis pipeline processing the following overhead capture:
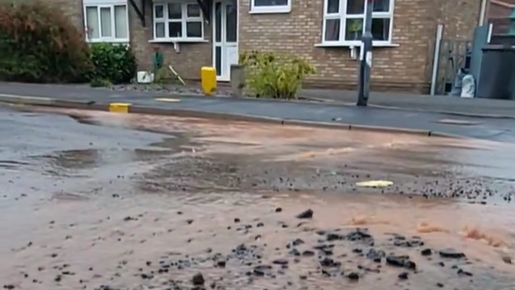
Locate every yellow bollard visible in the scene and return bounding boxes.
[109,102,131,113]
[200,67,217,96]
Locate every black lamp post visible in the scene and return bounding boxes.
[356,0,374,107]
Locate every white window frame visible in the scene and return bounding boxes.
[250,0,292,14]
[152,1,205,42]
[83,0,130,43]
[321,0,395,47]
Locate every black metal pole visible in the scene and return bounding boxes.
[357,0,374,106]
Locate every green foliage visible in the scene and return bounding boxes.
[348,19,363,32]
[89,78,112,88]
[89,43,137,84]
[150,65,184,86]
[0,0,93,83]
[239,51,315,99]
[153,67,169,84]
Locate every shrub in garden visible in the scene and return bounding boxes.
[0,0,93,83]
[239,51,315,99]
[89,43,137,85]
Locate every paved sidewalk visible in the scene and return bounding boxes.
[300,89,515,118]
[1,82,515,118]
[0,82,514,141]
[2,82,515,118]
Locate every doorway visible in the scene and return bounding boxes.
[213,0,238,81]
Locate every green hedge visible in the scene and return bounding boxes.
[89,43,137,85]
[0,1,137,85]
[239,51,315,99]
[0,0,93,83]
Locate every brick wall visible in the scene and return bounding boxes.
[50,0,480,93]
[48,0,84,30]
[239,0,480,92]
[41,0,212,81]
[432,0,482,39]
[129,1,212,80]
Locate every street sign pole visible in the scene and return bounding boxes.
[356,0,374,106]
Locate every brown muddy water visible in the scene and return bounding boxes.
[1,106,515,290]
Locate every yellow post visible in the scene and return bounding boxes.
[200,67,217,96]
[109,102,131,113]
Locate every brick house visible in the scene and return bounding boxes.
[55,0,485,93]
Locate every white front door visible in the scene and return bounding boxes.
[213,0,238,81]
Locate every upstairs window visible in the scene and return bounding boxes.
[153,2,204,41]
[84,0,129,42]
[322,0,394,45]
[250,0,292,14]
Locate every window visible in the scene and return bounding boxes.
[84,0,129,42]
[153,2,204,41]
[250,0,291,14]
[322,0,393,45]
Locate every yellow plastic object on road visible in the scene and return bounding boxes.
[200,66,217,96]
[356,180,393,188]
[109,102,131,113]
[155,98,181,102]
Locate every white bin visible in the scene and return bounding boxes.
[137,71,154,84]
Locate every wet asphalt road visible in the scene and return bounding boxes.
[2,82,515,141]
[1,105,515,290]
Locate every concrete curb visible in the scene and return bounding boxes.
[0,95,461,139]
[0,94,54,105]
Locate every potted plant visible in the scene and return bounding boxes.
[348,20,363,40]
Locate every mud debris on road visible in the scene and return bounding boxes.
[91,225,471,290]
[0,106,514,290]
[1,206,495,290]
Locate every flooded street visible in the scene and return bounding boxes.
[1,105,515,290]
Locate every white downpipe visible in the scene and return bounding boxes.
[478,0,489,26]
[430,25,444,96]
[487,23,493,43]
